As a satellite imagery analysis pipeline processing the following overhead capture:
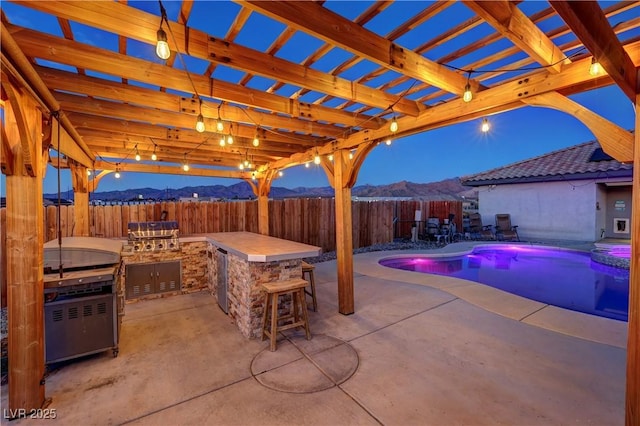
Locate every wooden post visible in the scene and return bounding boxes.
[3,84,46,411]
[333,150,355,314]
[626,92,640,426]
[69,161,90,236]
[246,170,276,235]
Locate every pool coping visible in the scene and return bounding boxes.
[352,241,628,349]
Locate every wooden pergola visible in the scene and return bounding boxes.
[1,1,639,422]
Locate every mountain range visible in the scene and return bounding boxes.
[44,178,477,202]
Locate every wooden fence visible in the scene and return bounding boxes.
[1,198,461,308]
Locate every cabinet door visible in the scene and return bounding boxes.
[154,261,181,294]
[125,263,155,299]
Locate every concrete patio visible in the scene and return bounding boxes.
[1,242,627,425]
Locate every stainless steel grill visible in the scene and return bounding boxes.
[43,237,123,363]
[127,221,180,252]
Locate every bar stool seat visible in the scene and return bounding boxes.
[301,261,318,312]
[261,278,311,351]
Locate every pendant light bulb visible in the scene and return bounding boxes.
[589,58,601,76]
[244,159,249,167]
[328,154,334,161]
[156,28,170,60]
[253,136,259,147]
[195,114,205,133]
[227,134,233,145]
[239,163,244,170]
[481,118,490,133]
[278,171,283,177]
[114,170,121,179]
[219,136,226,147]
[151,151,158,161]
[216,119,224,132]
[390,116,398,133]
[313,154,321,165]
[135,153,141,161]
[385,139,392,146]
[182,163,189,172]
[305,162,310,168]
[87,169,92,176]
[463,83,473,103]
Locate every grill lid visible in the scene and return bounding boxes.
[44,237,123,272]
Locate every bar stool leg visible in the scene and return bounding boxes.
[269,292,278,351]
[308,271,317,312]
[261,292,270,342]
[300,289,311,340]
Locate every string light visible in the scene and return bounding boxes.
[227,124,233,145]
[463,72,473,103]
[328,154,334,161]
[114,166,121,179]
[389,108,398,133]
[195,99,205,133]
[151,146,158,161]
[481,118,490,133]
[349,151,354,159]
[313,153,321,165]
[385,139,392,146]
[589,57,601,76]
[87,169,92,176]
[305,162,310,168]
[135,145,141,161]
[278,171,283,177]
[238,163,244,170]
[155,1,170,60]
[182,154,189,172]
[219,136,226,147]
[216,103,224,132]
[253,128,260,147]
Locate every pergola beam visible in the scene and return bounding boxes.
[242,0,478,98]
[549,0,638,101]
[463,1,567,74]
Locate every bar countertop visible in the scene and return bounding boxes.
[200,232,321,262]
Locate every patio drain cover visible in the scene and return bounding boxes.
[251,333,359,394]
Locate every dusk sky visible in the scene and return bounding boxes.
[0,1,636,196]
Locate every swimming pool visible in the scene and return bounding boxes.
[379,245,629,322]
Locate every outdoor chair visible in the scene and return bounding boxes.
[468,213,494,240]
[425,217,440,241]
[495,214,520,241]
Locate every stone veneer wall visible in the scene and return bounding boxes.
[120,241,209,301]
[223,252,301,339]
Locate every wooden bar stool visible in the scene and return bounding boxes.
[301,261,318,312]
[261,278,311,351]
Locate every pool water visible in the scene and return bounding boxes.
[379,245,629,321]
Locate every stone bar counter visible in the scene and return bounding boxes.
[203,232,321,338]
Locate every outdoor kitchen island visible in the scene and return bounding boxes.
[203,232,321,339]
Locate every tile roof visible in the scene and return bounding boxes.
[461,140,633,186]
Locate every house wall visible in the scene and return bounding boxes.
[478,181,598,241]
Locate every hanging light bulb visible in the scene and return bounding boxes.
[239,163,244,170]
[135,146,141,161]
[87,169,92,176]
[305,162,310,168]
[227,134,234,145]
[182,163,190,172]
[114,168,121,179]
[389,115,398,133]
[481,118,490,133]
[216,104,224,132]
[219,136,226,147]
[195,99,205,133]
[462,71,473,102]
[385,139,392,146]
[278,171,283,177]
[328,154,334,161]
[463,83,473,103]
[251,171,257,181]
[253,136,259,147]
[244,159,250,167]
[349,151,354,160]
[151,148,158,161]
[313,154,321,165]
[156,28,170,60]
[589,57,601,76]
